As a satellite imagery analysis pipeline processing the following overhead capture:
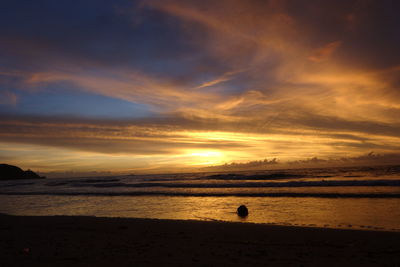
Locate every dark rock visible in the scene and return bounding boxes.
[0,164,45,180]
[24,170,42,179]
[237,205,249,217]
[0,164,25,180]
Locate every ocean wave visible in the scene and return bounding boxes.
[0,182,35,187]
[45,178,121,187]
[1,191,399,198]
[70,179,400,189]
[203,173,306,180]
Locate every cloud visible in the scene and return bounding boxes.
[1,112,399,159]
[287,152,400,168]
[0,115,253,156]
[309,41,342,62]
[204,152,400,171]
[204,158,279,171]
[0,0,399,172]
[194,70,245,89]
[0,90,17,106]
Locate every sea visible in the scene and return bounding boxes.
[1,165,399,232]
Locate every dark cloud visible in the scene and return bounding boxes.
[206,152,400,171]
[204,158,279,172]
[0,0,206,80]
[285,112,400,138]
[288,152,400,167]
[282,0,400,70]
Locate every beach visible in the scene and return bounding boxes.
[1,214,399,266]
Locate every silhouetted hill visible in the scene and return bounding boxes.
[0,164,45,180]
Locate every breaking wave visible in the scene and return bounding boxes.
[0,191,399,198]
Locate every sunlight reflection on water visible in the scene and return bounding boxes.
[0,195,399,232]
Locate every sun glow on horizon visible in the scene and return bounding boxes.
[0,1,399,174]
[184,150,225,166]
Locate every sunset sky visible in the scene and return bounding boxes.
[1,0,399,175]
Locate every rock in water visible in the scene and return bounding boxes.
[237,205,249,217]
[24,170,42,179]
[0,164,44,180]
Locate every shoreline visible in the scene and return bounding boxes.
[1,191,400,198]
[1,214,399,266]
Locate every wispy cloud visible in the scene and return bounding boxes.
[0,90,18,106]
[308,41,342,62]
[0,0,399,172]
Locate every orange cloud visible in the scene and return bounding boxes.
[308,41,342,62]
[1,1,399,172]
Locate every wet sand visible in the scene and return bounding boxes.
[1,214,399,266]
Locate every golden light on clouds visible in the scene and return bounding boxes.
[0,0,399,175]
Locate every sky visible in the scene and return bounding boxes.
[1,0,400,176]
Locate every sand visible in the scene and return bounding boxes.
[0,214,399,266]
